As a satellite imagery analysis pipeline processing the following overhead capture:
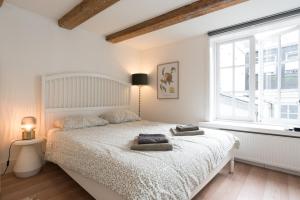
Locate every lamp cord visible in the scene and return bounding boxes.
[1,140,21,176]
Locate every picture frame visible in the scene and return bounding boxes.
[157,61,179,99]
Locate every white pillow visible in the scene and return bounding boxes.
[101,110,141,124]
[54,115,109,130]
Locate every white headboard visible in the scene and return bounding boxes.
[41,72,130,132]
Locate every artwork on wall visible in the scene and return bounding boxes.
[157,61,179,99]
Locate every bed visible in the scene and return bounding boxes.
[42,72,238,200]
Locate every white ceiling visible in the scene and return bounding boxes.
[6,0,300,50]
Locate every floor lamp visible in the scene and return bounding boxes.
[131,73,148,117]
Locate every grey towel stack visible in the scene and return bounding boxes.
[171,124,204,136]
[137,134,168,144]
[130,134,173,151]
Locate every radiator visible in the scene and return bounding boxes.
[228,130,300,173]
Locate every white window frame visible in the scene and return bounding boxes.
[213,26,300,126]
[215,36,255,122]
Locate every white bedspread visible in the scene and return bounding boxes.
[46,121,238,200]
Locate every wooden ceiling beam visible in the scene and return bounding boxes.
[0,0,4,7]
[58,0,119,30]
[106,0,247,43]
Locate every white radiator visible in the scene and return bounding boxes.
[228,130,300,173]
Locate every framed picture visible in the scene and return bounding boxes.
[157,61,179,99]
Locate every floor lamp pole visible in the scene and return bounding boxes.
[138,86,141,117]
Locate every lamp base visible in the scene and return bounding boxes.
[22,130,35,140]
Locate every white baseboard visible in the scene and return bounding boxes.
[235,158,300,176]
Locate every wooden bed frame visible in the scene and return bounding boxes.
[42,72,236,200]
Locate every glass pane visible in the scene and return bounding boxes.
[281,113,287,119]
[235,40,250,66]
[263,64,277,89]
[219,94,233,118]
[280,91,299,120]
[220,43,233,67]
[261,37,279,90]
[263,48,278,63]
[255,45,259,91]
[289,114,297,119]
[261,90,278,119]
[289,105,298,113]
[220,68,233,92]
[281,105,288,112]
[281,30,299,47]
[235,66,246,92]
[281,62,298,89]
[281,44,298,62]
[235,91,250,118]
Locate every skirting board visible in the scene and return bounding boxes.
[236,158,300,176]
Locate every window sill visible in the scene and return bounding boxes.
[199,121,300,138]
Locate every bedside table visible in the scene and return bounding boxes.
[13,138,45,178]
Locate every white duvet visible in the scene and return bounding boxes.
[46,120,238,200]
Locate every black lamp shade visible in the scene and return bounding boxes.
[131,73,148,85]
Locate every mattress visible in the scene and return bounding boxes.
[46,120,238,200]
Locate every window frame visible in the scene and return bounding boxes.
[215,36,256,122]
[213,26,300,125]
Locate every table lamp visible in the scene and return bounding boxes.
[21,116,36,140]
[131,73,148,117]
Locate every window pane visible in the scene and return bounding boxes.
[235,40,250,66]
[289,105,298,113]
[220,68,233,92]
[281,30,299,47]
[281,44,298,62]
[289,114,297,119]
[235,91,250,118]
[220,43,233,67]
[261,37,279,90]
[281,105,288,112]
[263,48,278,63]
[263,64,278,89]
[235,66,246,91]
[261,90,278,119]
[219,94,233,118]
[280,90,299,120]
[281,62,298,89]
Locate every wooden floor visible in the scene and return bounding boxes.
[1,162,300,200]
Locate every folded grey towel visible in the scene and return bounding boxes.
[130,139,173,151]
[138,136,169,144]
[170,128,204,136]
[139,134,166,137]
[176,125,199,132]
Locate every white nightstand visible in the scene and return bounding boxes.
[13,138,45,178]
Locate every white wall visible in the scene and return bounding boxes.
[0,3,140,171]
[140,35,210,124]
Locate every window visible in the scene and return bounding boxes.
[214,26,300,125]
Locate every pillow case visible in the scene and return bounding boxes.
[101,109,141,124]
[54,115,109,130]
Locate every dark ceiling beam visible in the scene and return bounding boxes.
[58,0,120,30]
[106,0,248,43]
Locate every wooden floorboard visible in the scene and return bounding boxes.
[1,162,299,200]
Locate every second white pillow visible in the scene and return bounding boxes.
[101,109,141,124]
